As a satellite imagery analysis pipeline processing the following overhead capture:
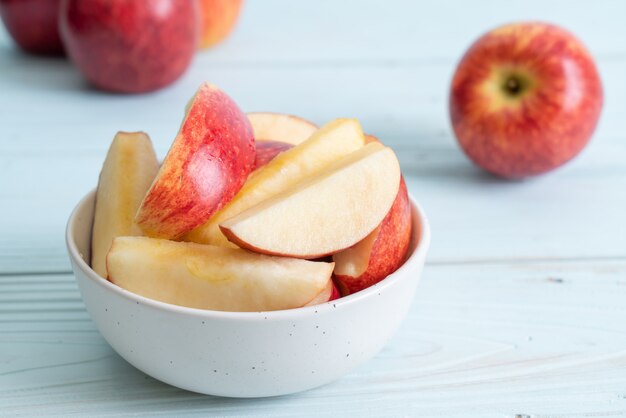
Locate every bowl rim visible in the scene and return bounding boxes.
[66,189,431,321]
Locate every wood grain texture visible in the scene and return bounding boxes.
[1,0,625,415]
[1,261,626,417]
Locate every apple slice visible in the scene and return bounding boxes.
[329,281,341,301]
[247,112,318,145]
[220,142,401,258]
[365,134,379,144]
[106,237,333,312]
[303,279,340,307]
[91,131,159,278]
[183,118,365,247]
[333,177,412,294]
[254,140,293,170]
[135,83,255,239]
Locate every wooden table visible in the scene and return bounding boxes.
[1,1,625,416]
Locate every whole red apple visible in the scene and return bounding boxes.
[59,0,198,93]
[450,22,603,178]
[0,0,64,55]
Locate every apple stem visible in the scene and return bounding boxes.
[506,77,521,95]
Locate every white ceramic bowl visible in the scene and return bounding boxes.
[66,190,430,397]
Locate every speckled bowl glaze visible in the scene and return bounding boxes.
[66,190,431,397]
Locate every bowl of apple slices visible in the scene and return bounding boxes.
[66,83,431,397]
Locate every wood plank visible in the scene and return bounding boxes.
[226,0,626,62]
[1,261,625,416]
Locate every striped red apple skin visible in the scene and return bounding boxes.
[136,83,255,239]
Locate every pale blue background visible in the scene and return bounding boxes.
[1,1,625,416]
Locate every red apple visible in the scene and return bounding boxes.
[329,281,341,301]
[333,177,411,295]
[135,83,255,239]
[450,22,603,178]
[198,0,243,49]
[59,0,198,93]
[254,140,293,170]
[0,0,64,55]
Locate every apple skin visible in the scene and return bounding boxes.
[333,177,411,295]
[329,280,340,301]
[59,0,198,93]
[450,22,603,178]
[0,0,64,55]
[136,83,255,239]
[254,140,293,170]
[198,0,243,49]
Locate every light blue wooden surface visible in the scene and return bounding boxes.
[1,1,625,416]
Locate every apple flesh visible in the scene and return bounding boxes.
[59,0,198,93]
[135,83,255,239]
[450,22,603,178]
[333,177,411,294]
[254,140,293,170]
[106,237,333,312]
[198,0,243,49]
[183,118,365,247]
[91,132,159,278]
[303,279,340,307]
[220,142,401,258]
[247,112,318,145]
[0,0,64,55]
